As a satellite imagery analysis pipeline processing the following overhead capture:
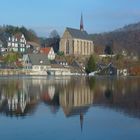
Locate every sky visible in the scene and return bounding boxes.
[0,0,140,37]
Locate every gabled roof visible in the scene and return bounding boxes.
[28,54,50,65]
[40,47,52,55]
[27,42,41,48]
[66,27,92,41]
[62,106,89,117]
[14,33,23,40]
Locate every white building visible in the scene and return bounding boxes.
[7,33,27,53]
[23,54,51,75]
[40,47,55,60]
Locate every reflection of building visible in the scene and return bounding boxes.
[0,80,39,117]
[60,84,93,108]
[59,84,93,130]
[7,90,30,113]
[0,77,139,123]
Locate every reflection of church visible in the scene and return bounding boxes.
[60,86,93,115]
[0,77,139,132]
[59,85,93,131]
[0,78,94,130]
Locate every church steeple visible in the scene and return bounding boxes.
[80,113,84,132]
[80,13,84,31]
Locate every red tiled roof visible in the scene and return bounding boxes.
[40,47,51,55]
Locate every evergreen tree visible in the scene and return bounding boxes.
[104,45,113,54]
[104,40,114,55]
[86,55,96,74]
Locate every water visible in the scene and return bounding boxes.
[0,76,140,140]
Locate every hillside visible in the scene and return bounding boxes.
[0,25,40,45]
[91,22,140,55]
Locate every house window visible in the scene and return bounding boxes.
[8,42,11,47]
[12,37,14,42]
[12,43,15,47]
[15,43,18,47]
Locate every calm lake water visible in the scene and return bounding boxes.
[0,76,140,140]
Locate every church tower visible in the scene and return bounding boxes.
[80,13,84,31]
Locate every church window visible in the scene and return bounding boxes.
[72,40,74,54]
[66,40,69,54]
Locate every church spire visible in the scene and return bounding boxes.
[80,13,84,31]
[80,113,84,132]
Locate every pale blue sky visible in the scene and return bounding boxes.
[0,0,140,37]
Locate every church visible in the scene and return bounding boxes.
[59,14,94,56]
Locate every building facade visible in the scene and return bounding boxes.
[23,54,51,71]
[40,47,55,60]
[7,33,27,53]
[59,28,94,56]
[59,15,94,56]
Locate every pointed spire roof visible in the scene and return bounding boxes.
[80,13,84,31]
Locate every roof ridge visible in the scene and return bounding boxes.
[66,27,86,32]
[65,27,92,41]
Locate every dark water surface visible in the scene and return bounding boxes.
[0,76,140,140]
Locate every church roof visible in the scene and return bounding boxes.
[62,106,89,117]
[66,27,92,41]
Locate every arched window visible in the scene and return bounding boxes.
[90,42,93,53]
[84,41,86,55]
[81,41,82,54]
[66,40,69,54]
[87,42,89,55]
[77,40,79,54]
[72,40,74,54]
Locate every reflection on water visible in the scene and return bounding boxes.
[0,76,140,136]
[0,77,140,118]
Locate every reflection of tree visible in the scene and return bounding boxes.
[42,92,60,114]
[0,77,139,121]
[1,80,20,97]
[104,88,113,100]
[87,77,96,90]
